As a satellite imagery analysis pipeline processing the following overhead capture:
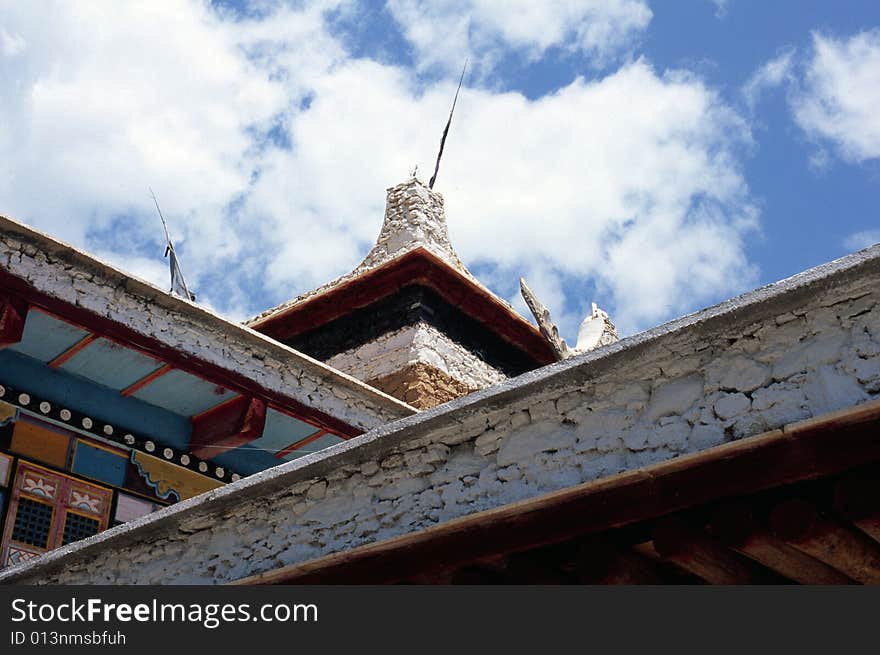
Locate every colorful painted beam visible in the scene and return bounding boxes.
[0,349,192,450]
[189,395,267,459]
[0,294,27,348]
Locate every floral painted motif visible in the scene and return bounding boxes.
[69,489,101,514]
[22,476,56,499]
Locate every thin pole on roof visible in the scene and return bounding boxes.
[149,188,196,301]
[428,58,468,190]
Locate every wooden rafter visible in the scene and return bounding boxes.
[190,396,268,459]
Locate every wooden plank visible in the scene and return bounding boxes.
[120,363,173,397]
[834,472,880,544]
[570,538,667,584]
[771,498,880,584]
[710,502,854,584]
[232,402,880,584]
[652,516,785,584]
[47,333,98,368]
[275,430,329,460]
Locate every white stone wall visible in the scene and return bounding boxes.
[326,322,507,389]
[0,218,413,432]
[3,246,879,585]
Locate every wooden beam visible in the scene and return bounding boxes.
[121,363,173,397]
[232,401,880,585]
[710,502,854,584]
[190,396,267,459]
[570,538,667,584]
[275,429,330,460]
[652,516,785,584]
[47,333,97,368]
[0,294,27,348]
[770,498,880,584]
[833,472,880,544]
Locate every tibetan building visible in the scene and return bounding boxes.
[0,211,412,568]
[1,177,880,585]
[247,178,556,408]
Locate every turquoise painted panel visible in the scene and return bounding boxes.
[131,368,236,417]
[60,338,163,391]
[8,310,89,362]
[0,349,191,449]
[209,444,281,476]
[281,434,344,461]
[72,441,127,487]
[248,408,320,452]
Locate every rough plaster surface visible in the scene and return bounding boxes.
[326,322,506,391]
[0,216,413,432]
[247,178,516,327]
[4,245,880,585]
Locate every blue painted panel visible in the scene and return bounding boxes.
[60,338,163,391]
[132,368,235,417]
[8,310,89,362]
[208,444,282,476]
[248,408,320,452]
[72,441,127,487]
[0,349,191,449]
[281,434,345,462]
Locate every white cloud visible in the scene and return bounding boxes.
[792,30,880,162]
[386,0,652,75]
[0,0,758,339]
[844,229,880,252]
[742,48,795,110]
[709,0,728,19]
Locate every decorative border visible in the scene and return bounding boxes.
[0,384,241,484]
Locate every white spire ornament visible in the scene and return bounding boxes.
[519,279,618,361]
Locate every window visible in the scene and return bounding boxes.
[61,511,100,545]
[1,461,111,567]
[10,497,53,548]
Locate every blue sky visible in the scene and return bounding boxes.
[1,1,878,341]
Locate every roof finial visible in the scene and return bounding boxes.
[428,58,467,190]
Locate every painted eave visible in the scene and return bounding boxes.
[0,213,415,432]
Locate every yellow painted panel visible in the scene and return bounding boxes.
[131,451,222,501]
[11,420,70,469]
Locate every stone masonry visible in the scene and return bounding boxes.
[326,322,507,406]
[2,244,879,585]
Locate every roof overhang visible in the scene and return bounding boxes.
[234,400,880,584]
[0,214,414,438]
[249,246,557,366]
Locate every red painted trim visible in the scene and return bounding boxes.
[275,429,330,459]
[250,247,557,365]
[47,333,98,368]
[190,393,244,422]
[0,293,27,348]
[190,396,267,459]
[0,269,362,438]
[120,363,173,397]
